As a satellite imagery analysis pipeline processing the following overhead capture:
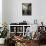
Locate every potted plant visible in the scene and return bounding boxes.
[0,23,9,44]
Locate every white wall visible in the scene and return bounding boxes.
[2,0,8,24]
[2,0,46,26]
[0,0,2,27]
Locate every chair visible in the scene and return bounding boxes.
[5,38,15,46]
[38,26,46,45]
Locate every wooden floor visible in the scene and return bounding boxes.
[0,44,46,46]
[0,44,4,46]
[40,45,46,46]
[31,40,46,46]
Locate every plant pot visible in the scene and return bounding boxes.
[0,38,5,44]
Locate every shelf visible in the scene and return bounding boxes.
[16,32,23,33]
[9,25,31,36]
[10,32,15,33]
[10,32,23,33]
[9,25,31,26]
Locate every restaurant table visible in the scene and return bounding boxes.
[13,39,40,46]
[12,39,32,46]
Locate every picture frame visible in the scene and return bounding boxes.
[22,3,32,16]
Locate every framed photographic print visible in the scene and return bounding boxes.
[22,3,32,15]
